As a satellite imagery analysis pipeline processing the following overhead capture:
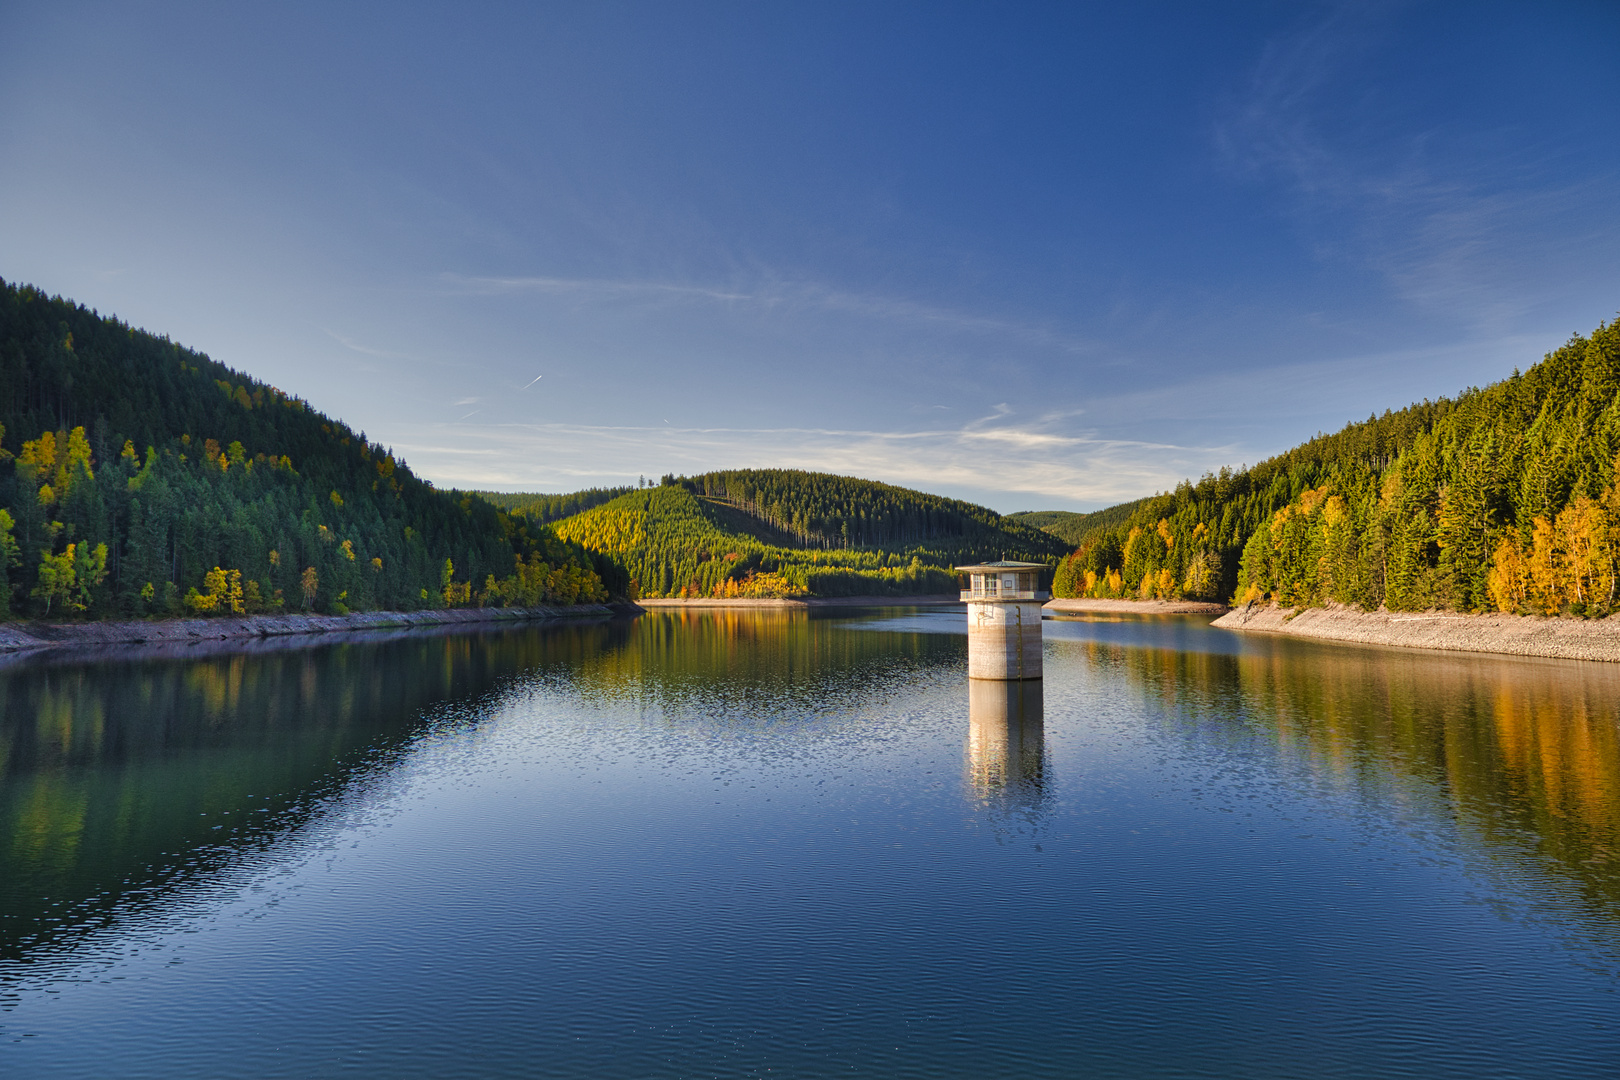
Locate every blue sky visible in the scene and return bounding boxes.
[2,2,1617,512]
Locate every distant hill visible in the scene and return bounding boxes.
[476,487,632,525]
[1009,499,1149,546]
[1051,314,1620,617]
[0,278,620,618]
[541,470,1070,598]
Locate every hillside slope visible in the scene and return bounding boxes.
[1010,499,1148,546]
[550,473,1069,598]
[1052,315,1620,617]
[0,278,620,617]
[476,487,632,525]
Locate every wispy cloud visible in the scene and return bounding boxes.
[441,272,1099,354]
[387,415,1231,510]
[1213,6,1615,329]
[446,274,754,303]
[324,329,413,359]
[1077,331,1552,451]
[381,322,1556,510]
[780,282,1099,355]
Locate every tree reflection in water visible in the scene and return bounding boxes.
[0,621,631,963]
[1085,634,1620,945]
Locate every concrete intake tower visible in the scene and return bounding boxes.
[956,560,1048,680]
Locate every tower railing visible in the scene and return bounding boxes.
[961,589,1048,602]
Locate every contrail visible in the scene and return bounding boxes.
[519,374,543,390]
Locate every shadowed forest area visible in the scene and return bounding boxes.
[0,280,621,619]
[0,279,1061,615]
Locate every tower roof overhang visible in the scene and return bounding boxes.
[953,560,1047,573]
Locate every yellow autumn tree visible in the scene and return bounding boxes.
[186,567,243,613]
[1525,516,1563,614]
[1558,496,1609,609]
[1487,537,1530,613]
[18,429,56,472]
[1137,570,1155,600]
[31,540,108,616]
[32,544,76,616]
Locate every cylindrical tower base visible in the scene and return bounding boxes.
[966,600,1043,680]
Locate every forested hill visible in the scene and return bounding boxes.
[1052,315,1620,617]
[0,278,621,618]
[1009,499,1148,546]
[672,469,1066,554]
[545,472,1070,598]
[476,487,632,525]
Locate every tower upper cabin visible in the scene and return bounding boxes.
[955,560,1049,603]
[955,559,1048,681]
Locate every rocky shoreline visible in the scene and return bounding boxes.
[0,602,639,656]
[1043,598,1231,615]
[10,594,1615,667]
[635,594,961,608]
[1214,602,1620,663]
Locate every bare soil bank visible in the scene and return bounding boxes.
[1044,598,1232,615]
[1214,602,1620,663]
[0,603,636,656]
[635,594,961,609]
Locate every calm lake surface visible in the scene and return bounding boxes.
[2,608,1618,1078]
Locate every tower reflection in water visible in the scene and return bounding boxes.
[966,679,1048,841]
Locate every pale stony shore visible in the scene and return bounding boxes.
[0,602,637,656]
[1044,598,1232,615]
[1214,602,1620,663]
[636,594,961,609]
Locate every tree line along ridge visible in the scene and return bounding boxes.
[531,473,1070,599]
[9,274,1618,620]
[0,279,1061,616]
[1048,314,1620,617]
[0,279,621,618]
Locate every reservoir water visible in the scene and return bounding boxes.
[2,608,1617,1078]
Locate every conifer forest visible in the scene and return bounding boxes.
[1049,316,1620,617]
[0,279,619,618]
[541,473,1069,599]
[6,275,1619,619]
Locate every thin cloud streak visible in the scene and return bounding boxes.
[384,330,1553,511]
[389,419,1232,510]
[1213,6,1619,330]
[1081,331,1553,438]
[324,329,412,359]
[783,282,1100,355]
[446,274,754,303]
[442,272,1100,354]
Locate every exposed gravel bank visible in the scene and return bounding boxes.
[1044,598,1231,615]
[0,603,637,656]
[636,594,961,608]
[1214,602,1620,662]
